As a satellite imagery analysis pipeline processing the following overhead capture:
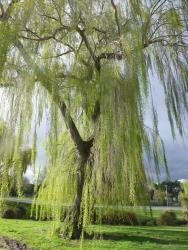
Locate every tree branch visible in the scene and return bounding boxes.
[20,26,67,42]
[111,0,121,36]
[0,3,4,18]
[43,50,73,59]
[76,26,100,72]
[151,0,168,15]
[99,52,123,60]
[0,0,19,21]
[15,40,85,152]
[58,101,84,151]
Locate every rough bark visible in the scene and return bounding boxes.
[70,158,87,239]
[62,138,93,239]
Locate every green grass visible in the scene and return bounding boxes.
[132,208,184,220]
[5,200,185,221]
[0,219,188,250]
[95,207,184,224]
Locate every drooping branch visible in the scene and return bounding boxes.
[98,35,187,62]
[0,3,4,18]
[0,0,19,21]
[15,40,85,153]
[111,0,121,36]
[151,0,168,16]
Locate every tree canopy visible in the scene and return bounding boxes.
[179,179,188,208]
[0,0,188,239]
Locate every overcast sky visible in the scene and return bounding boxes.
[144,75,188,181]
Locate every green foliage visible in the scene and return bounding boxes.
[15,206,26,219]
[183,210,188,223]
[156,210,177,226]
[0,23,11,78]
[2,208,16,219]
[0,0,188,238]
[2,205,26,219]
[155,181,181,195]
[145,219,156,226]
[0,122,32,200]
[153,189,166,205]
[94,209,139,226]
[178,179,188,208]
[3,201,35,220]
[0,219,188,249]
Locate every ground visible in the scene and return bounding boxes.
[0,236,27,250]
[0,218,188,250]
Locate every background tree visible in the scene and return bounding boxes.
[0,120,32,197]
[0,0,188,239]
[153,189,166,205]
[179,179,188,208]
[154,180,181,203]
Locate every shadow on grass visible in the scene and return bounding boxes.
[95,232,188,246]
[121,227,188,238]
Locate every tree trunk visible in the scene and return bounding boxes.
[62,139,93,239]
[71,158,86,239]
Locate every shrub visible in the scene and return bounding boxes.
[145,219,156,226]
[139,218,148,226]
[178,179,188,209]
[153,190,166,205]
[2,202,33,220]
[15,206,26,219]
[176,219,187,225]
[183,210,188,223]
[139,217,156,226]
[156,210,177,226]
[2,208,16,219]
[95,209,139,226]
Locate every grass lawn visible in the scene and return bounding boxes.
[0,219,188,249]
[133,207,184,221]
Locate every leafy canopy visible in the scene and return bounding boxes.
[0,0,188,232]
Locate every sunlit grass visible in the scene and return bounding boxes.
[0,219,188,250]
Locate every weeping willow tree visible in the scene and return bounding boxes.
[0,0,188,239]
[0,120,32,199]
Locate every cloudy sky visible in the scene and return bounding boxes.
[144,75,188,181]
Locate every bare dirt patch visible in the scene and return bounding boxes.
[0,237,29,250]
